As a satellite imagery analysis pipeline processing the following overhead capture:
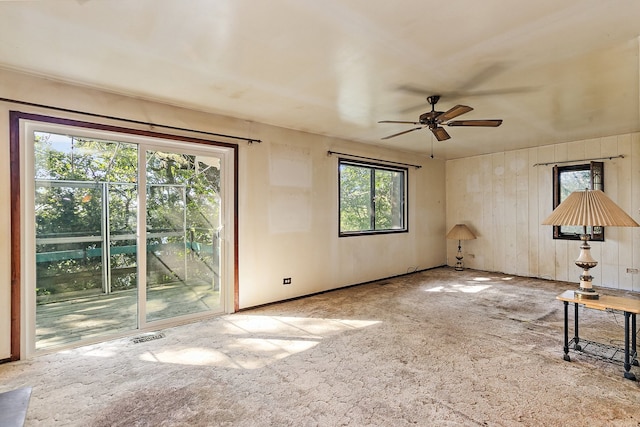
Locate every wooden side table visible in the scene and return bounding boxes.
[556,290,639,380]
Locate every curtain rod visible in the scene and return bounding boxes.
[532,155,624,167]
[0,97,261,144]
[327,150,422,169]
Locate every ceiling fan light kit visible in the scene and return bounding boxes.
[379,95,502,141]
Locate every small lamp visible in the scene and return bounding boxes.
[542,189,639,299]
[446,224,477,271]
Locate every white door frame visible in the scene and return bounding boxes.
[19,119,236,357]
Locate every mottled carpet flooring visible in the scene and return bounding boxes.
[1,267,639,426]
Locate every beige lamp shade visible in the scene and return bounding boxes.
[542,190,639,227]
[446,224,477,240]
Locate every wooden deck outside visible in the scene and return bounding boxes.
[36,280,221,351]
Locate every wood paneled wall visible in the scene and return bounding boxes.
[446,133,640,291]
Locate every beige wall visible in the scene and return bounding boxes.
[446,133,640,290]
[0,69,447,359]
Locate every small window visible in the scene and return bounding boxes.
[552,161,604,240]
[339,159,407,236]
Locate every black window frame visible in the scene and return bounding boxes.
[338,158,408,237]
[552,161,604,241]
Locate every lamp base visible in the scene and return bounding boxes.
[454,242,464,271]
[574,288,599,300]
[574,235,599,299]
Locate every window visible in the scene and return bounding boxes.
[339,159,407,235]
[552,161,604,240]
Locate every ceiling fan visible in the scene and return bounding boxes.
[378,95,503,141]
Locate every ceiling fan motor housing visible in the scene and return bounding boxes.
[419,111,442,126]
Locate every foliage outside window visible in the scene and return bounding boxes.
[34,132,222,300]
[339,159,407,236]
[34,132,140,297]
[552,161,604,241]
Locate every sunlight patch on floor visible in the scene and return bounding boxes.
[140,347,238,367]
[222,315,379,337]
[134,315,380,368]
[63,347,118,358]
[424,283,492,293]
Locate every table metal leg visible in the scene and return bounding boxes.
[633,313,638,367]
[573,302,581,351]
[563,301,570,361]
[623,311,636,381]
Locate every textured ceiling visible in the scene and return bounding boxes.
[1,0,639,159]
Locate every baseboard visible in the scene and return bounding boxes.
[238,264,448,313]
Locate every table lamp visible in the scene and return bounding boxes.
[542,189,639,299]
[446,224,476,271]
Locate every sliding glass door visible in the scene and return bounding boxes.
[24,123,233,354]
[33,133,139,349]
[143,148,222,322]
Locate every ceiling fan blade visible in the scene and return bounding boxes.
[453,86,536,98]
[447,119,503,127]
[395,84,441,97]
[457,62,508,92]
[378,120,420,125]
[431,127,450,141]
[395,85,467,100]
[435,105,473,123]
[381,127,423,140]
[400,102,430,114]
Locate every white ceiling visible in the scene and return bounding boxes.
[1,0,639,159]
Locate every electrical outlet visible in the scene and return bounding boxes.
[626,268,639,274]
[283,277,292,285]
